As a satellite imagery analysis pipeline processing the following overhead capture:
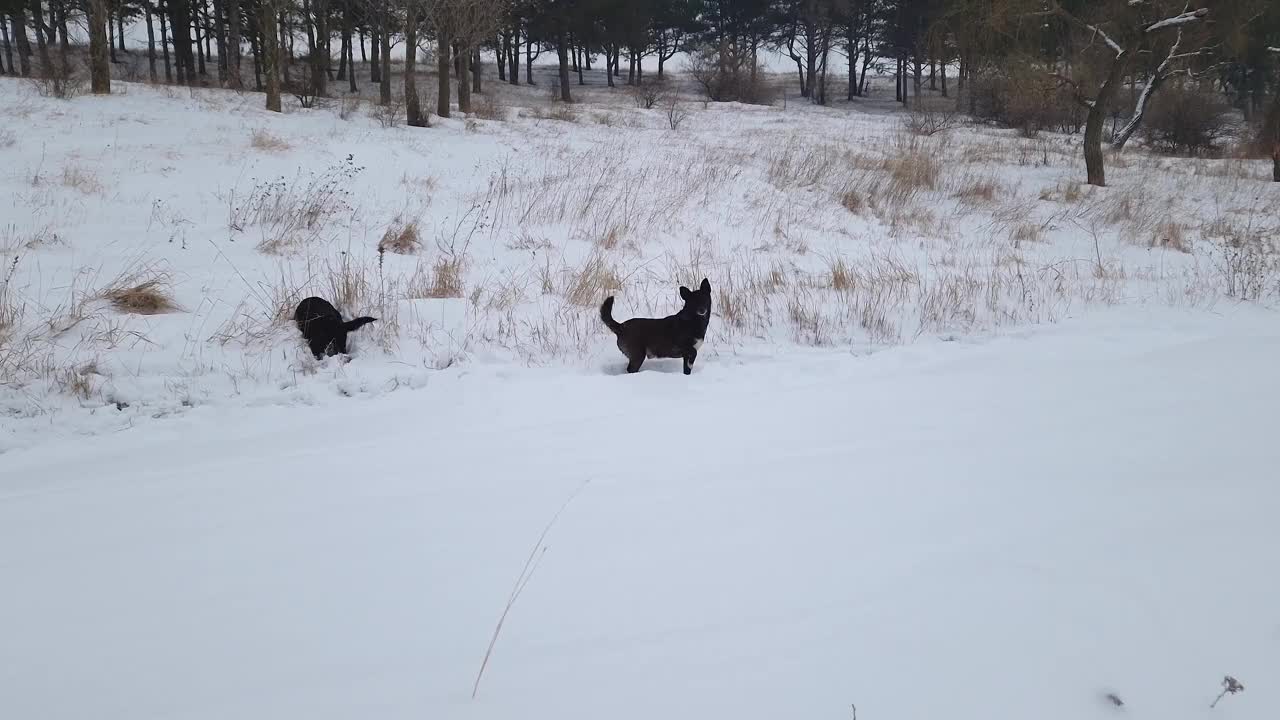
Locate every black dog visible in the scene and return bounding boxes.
[293,296,377,360]
[600,278,712,375]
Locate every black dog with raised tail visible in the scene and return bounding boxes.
[600,278,711,375]
[293,296,376,359]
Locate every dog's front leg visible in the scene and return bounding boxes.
[683,347,697,375]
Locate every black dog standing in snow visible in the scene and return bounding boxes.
[600,278,712,375]
[293,296,377,360]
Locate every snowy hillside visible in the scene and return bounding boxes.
[2,69,1279,720]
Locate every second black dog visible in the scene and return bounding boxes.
[600,278,712,375]
[293,296,377,359]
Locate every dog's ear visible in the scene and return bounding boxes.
[680,286,691,300]
[699,278,710,292]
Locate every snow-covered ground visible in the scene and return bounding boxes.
[2,68,1279,719]
[3,304,1279,720]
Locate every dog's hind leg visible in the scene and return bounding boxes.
[626,351,645,374]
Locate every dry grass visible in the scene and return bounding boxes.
[61,164,103,195]
[250,129,291,153]
[564,251,622,306]
[406,255,466,299]
[1150,220,1190,253]
[882,134,943,203]
[953,174,999,204]
[378,219,422,255]
[1010,222,1045,246]
[99,266,178,315]
[470,93,506,121]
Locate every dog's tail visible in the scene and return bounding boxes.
[600,297,623,334]
[344,316,377,333]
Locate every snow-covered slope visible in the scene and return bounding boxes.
[3,305,1278,720]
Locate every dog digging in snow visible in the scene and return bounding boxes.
[600,278,711,375]
[293,296,377,360]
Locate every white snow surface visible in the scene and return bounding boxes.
[3,304,1279,720]
[2,72,1280,719]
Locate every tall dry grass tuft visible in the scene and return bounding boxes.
[564,252,622,307]
[99,265,179,315]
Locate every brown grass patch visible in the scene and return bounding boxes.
[407,256,466,299]
[250,129,291,152]
[378,220,422,255]
[99,266,179,315]
[1150,220,1190,253]
[564,252,622,306]
[62,164,103,195]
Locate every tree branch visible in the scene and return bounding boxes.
[1046,1,1123,55]
[1145,8,1208,33]
[1049,72,1096,108]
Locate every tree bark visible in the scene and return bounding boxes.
[31,0,51,75]
[1112,30,1183,151]
[227,0,243,88]
[1083,53,1129,187]
[458,43,472,113]
[159,0,171,82]
[378,14,390,104]
[471,48,480,94]
[556,29,571,102]
[404,5,424,126]
[508,29,518,85]
[7,9,31,77]
[166,0,194,84]
[88,0,111,92]
[260,0,281,111]
[436,31,451,117]
[1264,90,1280,182]
[145,2,158,82]
[369,28,380,83]
[1,16,10,75]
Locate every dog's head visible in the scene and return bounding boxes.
[679,278,712,320]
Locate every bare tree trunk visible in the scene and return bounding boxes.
[508,29,518,85]
[249,10,262,89]
[458,43,472,112]
[195,4,207,77]
[436,31,450,117]
[404,5,424,126]
[1,16,11,75]
[227,0,243,88]
[260,0,281,111]
[1083,54,1129,187]
[31,0,51,74]
[145,2,158,82]
[369,27,380,83]
[497,31,506,81]
[556,29,570,102]
[166,0,194,84]
[159,0,171,81]
[8,9,31,77]
[471,47,480,93]
[1264,90,1280,182]
[212,0,229,83]
[525,38,533,84]
[378,13,390,104]
[88,0,111,92]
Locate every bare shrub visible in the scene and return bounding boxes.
[379,219,422,255]
[28,65,86,100]
[628,79,671,109]
[372,94,406,128]
[1143,87,1231,155]
[969,63,1085,137]
[226,155,363,254]
[667,98,689,130]
[1210,221,1278,301]
[250,129,291,153]
[99,266,179,315]
[903,98,959,136]
[685,44,779,105]
[471,93,506,121]
[0,256,20,340]
[338,95,362,120]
